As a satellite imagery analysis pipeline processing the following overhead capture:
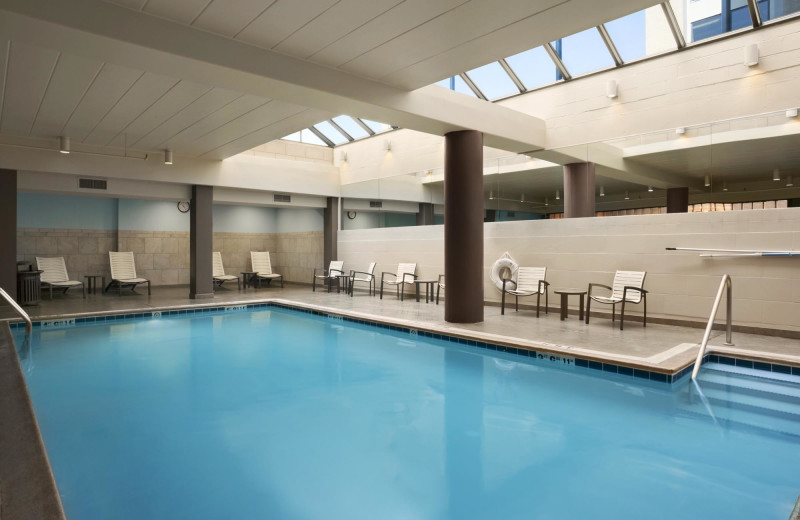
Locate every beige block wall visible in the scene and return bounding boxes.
[338,208,800,332]
[118,231,191,286]
[17,228,117,285]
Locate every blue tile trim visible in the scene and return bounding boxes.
[8,301,798,385]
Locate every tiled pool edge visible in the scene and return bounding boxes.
[9,300,799,385]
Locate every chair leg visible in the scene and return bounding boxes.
[620,300,625,331]
[380,281,384,299]
[436,284,440,305]
[536,292,541,318]
[515,295,518,312]
[501,289,506,315]
[545,291,549,314]
[585,298,591,324]
[643,294,647,327]
[312,276,316,292]
[611,303,615,322]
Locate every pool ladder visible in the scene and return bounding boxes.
[691,274,733,380]
[0,287,32,333]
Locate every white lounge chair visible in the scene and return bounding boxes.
[380,263,417,301]
[501,267,549,317]
[213,252,240,290]
[349,262,376,297]
[312,261,345,292]
[36,257,85,299]
[249,252,283,288]
[105,252,150,296]
[586,270,647,330]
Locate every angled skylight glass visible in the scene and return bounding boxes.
[300,129,327,146]
[686,0,754,42]
[314,121,349,145]
[282,131,302,143]
[504,46,559,90]
[332,116,369,140]
[763,0,800,22]
[465,62,519,100]
[553,28,615,77]
[361,119,392,134]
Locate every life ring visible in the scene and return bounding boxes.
[490,252,518,291]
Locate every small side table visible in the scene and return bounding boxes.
[336,274,351,294]
[241,271,257,290]
[554,289,587,321]
[84,275,105,295]
[415,280,437,303]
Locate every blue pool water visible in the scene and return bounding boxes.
[15,307,800,519]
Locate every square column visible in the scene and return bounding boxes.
[0,170,16,299]
[444,130,484,323]
[324,197,338,266]
[666,187,689,213]
[190,185,214,299]
[563,162,596,218]
[417,203,434,226]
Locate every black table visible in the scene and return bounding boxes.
[241,271,257,290]
[554,289,587,321]
[336,274,351,294]
[415,280,437,303]
[84,275,105,295]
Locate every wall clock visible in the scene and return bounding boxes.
[177,201,191,213]
[347,211,357,219]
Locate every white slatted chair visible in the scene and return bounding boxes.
[250,252,283,288]
[349,262,376,297]
[501,267,549,317]
[380,263,417,301]
[586,270,648,330]
[436,274,445,305]
[105,252,150,296]
[312,261,345,292]
[213,252,240,290]
[36,257,85,299]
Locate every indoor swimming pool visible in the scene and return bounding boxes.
[14,306,800,519]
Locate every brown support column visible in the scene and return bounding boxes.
[445,130,484,323]
[0,170,17,299]
[189,185,214,299]
[416,203,434,226]
[666,187,689,213]
[324,197,338,265]
[563,162,596,218]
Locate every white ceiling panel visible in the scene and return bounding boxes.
[132,87,242,150]
[274,0,403,59]
[0,42,59,136]
[142,0,213,25]
[235,0,339,50]
[191,0,276,38]
[308,0,467,67]
[161,94,268,150]
[61,64,143,142]
[83,72,178,145]
[184,100,305,156]
[30,53,104,138]
[107,80,211,148]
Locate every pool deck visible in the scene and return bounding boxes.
[2,283,799,374]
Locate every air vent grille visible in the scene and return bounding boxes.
[369,200,382,208]
[273,194,291,203]
[78,178,107,190]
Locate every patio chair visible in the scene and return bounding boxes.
[586,270,647,330]
[349,262,376,297]
[36,257,85,299]
[250,252,284,288]
[436,274,445,305]
[105,252,150,296]
[500,267,549,317]
[213,252,240,290]
[379,263,417,301]
[313,261,345,292]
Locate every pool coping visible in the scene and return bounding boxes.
[7,298,800,385]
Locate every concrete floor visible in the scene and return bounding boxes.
[3,283,799,373]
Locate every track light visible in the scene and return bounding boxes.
[164,149,173,165]
[624,191,630,200]
[520,193,525,203]
[773,168,781,181]
[704,175,711,187]
[675,127,686,135]
[788,175,794,187]
[647,186,654,192]
[59,136,70,154]
[545,197,549,206]
[599,186,605,197]
[744,43,759,67]
[555,189,560,200]
[606,79,618,99]
[786,108,798,118]
[489,190,494,200]
[722,181,728,192]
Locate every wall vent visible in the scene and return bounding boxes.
[78,178,107,190]
[369,200,383,208]
[273,194,291,203]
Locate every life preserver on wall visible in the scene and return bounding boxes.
[490,252,519,291]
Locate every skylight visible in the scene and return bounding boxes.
[281,116,394,147]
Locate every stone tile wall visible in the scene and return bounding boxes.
[118,231,191,286]
[17,229,117,285]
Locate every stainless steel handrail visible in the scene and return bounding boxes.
[0,287,32,333]
[691,274,734,380]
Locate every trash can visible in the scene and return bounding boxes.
[16,262,42,306]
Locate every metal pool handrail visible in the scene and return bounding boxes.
[0,287,32,333]
[691,275,734,380]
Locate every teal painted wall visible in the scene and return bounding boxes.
[118,199,190,231]
[214,205,277,233]
[17,192,118,230]
[275,208,324,233]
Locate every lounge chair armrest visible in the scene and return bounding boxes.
[623,285,647,301]
[330,269,344,276]
[381,271,397,279]
[587,282,612,297]
[502,278,517,293]
[351,270,373,279]
[538,279,550,293]
[437,274,445,285]
[313,267,326,276]
[401,273,418,284]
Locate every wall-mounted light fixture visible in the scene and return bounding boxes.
[647,186,654,192]
[384,140,392,151]
[606,79,618,99]
[675,127,686,135]
[59,136,70,154]
[164,149,173,165]
[704,175,711,187]
[624,191,630,200]
[489,190,494,200]
[340,151,347,162]
[786,108,798,118]
[722,181,728,191]
[788,175,794,187]
[599,186,605,197]
[743,43,759,67]
[555,189,560,200]
[773,168,781,181]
